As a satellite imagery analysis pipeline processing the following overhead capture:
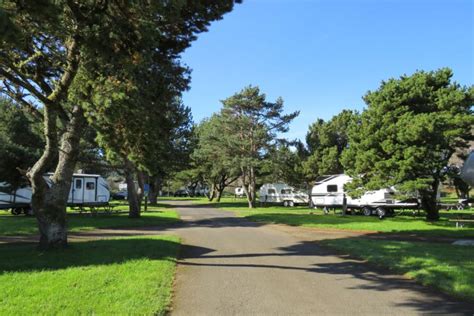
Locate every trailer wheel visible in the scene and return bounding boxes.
[323,206,329,215]
[376,207,386,219]
[23,207,34,216]
[362,207,372,216]
[289,201,295,207]
[283,200,289,207]
[11,208,22,216]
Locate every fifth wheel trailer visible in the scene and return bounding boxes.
[0,173,110,215]
[310,174,417,218]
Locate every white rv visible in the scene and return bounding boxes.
[310,174,417,218]
[0,183,32,214]
[0,173,110,215]
[234,187,244,198]
[259,183,309,207]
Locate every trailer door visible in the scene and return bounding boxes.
[72,178,83,203]
[84,179,97,203]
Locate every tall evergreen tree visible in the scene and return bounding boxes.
[341,68,474,220]
[220,86,298,208]
[192,115,240,201]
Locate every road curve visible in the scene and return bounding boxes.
[168,200,473,315]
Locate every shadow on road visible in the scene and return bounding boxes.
[174,217,474,315]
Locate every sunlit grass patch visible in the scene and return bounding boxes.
[0,235,180,315]
[0,202,179,236]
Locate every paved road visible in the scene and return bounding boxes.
[169,200,474,315]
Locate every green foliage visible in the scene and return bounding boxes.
[263,143,307,189]
[0,236,180,315]
[190,114,240,197]
[303,110,358,180]
[77,1,236,177]
[0,0,238,189]
[341,68,474,218]
[0,98,43,188]
[219,86,299,206]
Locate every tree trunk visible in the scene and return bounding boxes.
[125,160,140,218]
[148,176,161,205]
[241,168,255,208]
[249,166,256,208]
[422,180,440,221]
[137,171,145,205]
[208,183,216,201]
[27,106,84,249]
[216,187,224,202]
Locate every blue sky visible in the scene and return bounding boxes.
[181,0,473,141]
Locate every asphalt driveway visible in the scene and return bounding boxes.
[170,200,474,315]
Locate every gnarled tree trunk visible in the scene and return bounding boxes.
[27,106,84,249]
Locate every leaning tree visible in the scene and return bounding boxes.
[0,0,239,248]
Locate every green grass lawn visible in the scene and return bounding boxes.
[0,235,179,315]
[193,197,474,238]
[320,238,474,301]
[0,202,179,236]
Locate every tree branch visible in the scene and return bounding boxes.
[1,82,44,122]
[0,68,51,105]
[46,36,80,104]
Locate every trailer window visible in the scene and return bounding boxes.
[281,189,292,194]
[86,182,95,190]
[75,179,82,189]
[327,185,338,192]
[267,189,276,194]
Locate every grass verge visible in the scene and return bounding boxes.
[0,235,180,315]
[0,202,179,236]
[193,197,474,238]
[320,238,474,301]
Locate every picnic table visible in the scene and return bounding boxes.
[449,218,474,228]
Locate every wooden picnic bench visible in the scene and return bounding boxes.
[449,219,474,228]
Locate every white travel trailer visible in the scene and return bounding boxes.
[310,174,417,218]
[0,173,110,215]
[259,183,309,207]
[234,187,245,198]
[0,183,32,214]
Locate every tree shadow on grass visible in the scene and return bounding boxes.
[0,237,184,274]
